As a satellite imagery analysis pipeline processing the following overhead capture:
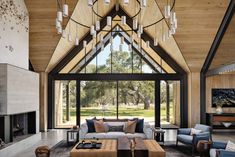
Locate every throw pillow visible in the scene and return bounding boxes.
[135,119,144,133]
[124,120,137,134]
[86,118,96,133]
[94,120,106,133]
[190,128,202,135]
[108,125,124,132]
[226,140,235,151]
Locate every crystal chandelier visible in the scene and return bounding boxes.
[55,0,177,48]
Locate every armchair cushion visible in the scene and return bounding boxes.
[193,132,210,145]
[177,135,193,145]
[225,140,235,151]
[218,149,235,157]
[190,128,202,135]
[212,141,227,149]
[178,128,191,135]
[194,124,210,132]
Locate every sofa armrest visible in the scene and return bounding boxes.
[217,149,235,157]
[177,128,191,135]
[212,141,227,149]
[143,123,153,139]
[79,123,88,140]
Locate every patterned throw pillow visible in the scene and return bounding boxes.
[226,141,235,151]
[108,125,124,132]
[94,120,106,133]
[124,120,137,134]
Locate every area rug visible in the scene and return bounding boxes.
[50,140,197,157]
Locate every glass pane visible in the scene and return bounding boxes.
[86,56,96,73]
[142,59,155,73]
[132,50,142,73]
[118,81,155,125]
[160,81,180,127]
[54,80,76,128]
[97,43,111,73]
[80,81,117,124]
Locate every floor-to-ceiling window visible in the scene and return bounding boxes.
[54,80,76,128]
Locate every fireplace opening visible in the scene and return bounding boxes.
[12,112,36,142]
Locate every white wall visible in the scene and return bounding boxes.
[0,0,29,70]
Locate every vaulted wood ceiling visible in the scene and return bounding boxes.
[25,0,230,73]
[209,12,235,70]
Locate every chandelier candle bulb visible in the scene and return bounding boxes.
[162,34,166,42]
[107,16,112,26]
[164,6,170,18]
[57,27,62,34]
[96,21,100,31]
[138,25,143,34]
[62,29,66,38]
[68,33,72,42]
[146,41,150,48]
[154,37,158,46]
[119,44,123,51]
[63,4,68,17]
[128,44,132,51]
[83,40,87,48]
[133,19,138,30]
[141,0,147,8]
[57,11,63,22]
[137,30,141,38]
[90,25,95,35]
[167,5,171,18]
[173,19,178,29]
[75,37,79,45]
[124,0,129,5]
[101,43,104,51]
[93,31,97,38]
[88,0,93,6]
[121,36,124,44]
[121,16,126,25]
[104,0,110,5]
[100,34,104,42]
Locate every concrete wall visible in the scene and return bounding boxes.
[0,0,29,69]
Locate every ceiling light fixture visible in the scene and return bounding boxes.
[55,0,177,47]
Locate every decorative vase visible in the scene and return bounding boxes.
[215,106,223,114]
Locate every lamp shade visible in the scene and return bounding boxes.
[121,16,126,25]
[88,0,93,6]
[57,11,63,22]
[63,4,68,17]
[75,37,79,45]
[96,21,100,31]
[107,16,112,26]
[133,19,138,30]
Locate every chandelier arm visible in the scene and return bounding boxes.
[58,0,176,33]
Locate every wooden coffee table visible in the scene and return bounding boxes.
[70,140,117,157]
[144,140,165,157]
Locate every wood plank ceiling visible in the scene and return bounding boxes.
[209,13,235,70]
[24,0,77,72]
[25,0,230,73]
[171,0,230,72]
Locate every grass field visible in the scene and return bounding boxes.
[60,103,175,126]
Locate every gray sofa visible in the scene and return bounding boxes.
[79,121,153,140]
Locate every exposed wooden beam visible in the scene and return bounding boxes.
[206,62,235,76]
[200,0,235,124]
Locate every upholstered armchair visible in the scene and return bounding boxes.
[176,124,212,154]
[210,141,235,157]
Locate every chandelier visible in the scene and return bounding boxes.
[55,0,177,50]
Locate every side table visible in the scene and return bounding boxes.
[152,128,165,145]
[197,140,212,157]
[67,128,80,146]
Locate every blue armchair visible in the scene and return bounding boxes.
[210,141,235,157]
[176,124,212,154]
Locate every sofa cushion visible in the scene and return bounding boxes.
[135,119,144,133]
[108,125,124,132]
[177,135,193,145]
[94,120,106,133]
[84,132,146,139]
[124,120,137,134]
[86,118,96,133]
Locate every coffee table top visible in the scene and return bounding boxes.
[70,140,117,157]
